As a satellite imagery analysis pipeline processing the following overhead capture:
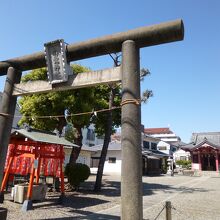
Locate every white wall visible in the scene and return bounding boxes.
[192,163,199,170]
[76,151,91,167]
[151,133,180,142]
[93,150,122,174]
[173,149,191,162]
[157,141,171,155]
[64,148,91,167]
[105,150,121,174]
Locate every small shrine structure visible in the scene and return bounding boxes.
[0,128,78,210]
[182,132,220,172]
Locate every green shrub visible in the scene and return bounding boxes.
[65,163,90,189]
[162,159,168,174]
[176,160,191,169]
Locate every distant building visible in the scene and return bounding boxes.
[142,135,169,175]
[76,141,122,174]
[75,135,169,175]
[144,127,182,157]
[144,127,181,142]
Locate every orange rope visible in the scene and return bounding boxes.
[121,99,141,106]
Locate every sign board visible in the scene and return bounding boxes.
[44,39,72,84]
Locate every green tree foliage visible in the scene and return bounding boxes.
[64,123,77,143]
[18,64,95,164]
[92,84,121,136]
[65,163,90,190]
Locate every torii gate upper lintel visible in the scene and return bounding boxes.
[0,19,183,74]
[0,19,184,219]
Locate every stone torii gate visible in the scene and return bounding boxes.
[0,19,184,219]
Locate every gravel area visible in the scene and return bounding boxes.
[0,174,121,220]
[0,173,220,219]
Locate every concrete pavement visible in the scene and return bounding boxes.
[85,175,220,220]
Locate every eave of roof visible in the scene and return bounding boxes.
[81,141,121,152]
[181,140,220,151]
[11,129,79,147]
[142,149,169,158]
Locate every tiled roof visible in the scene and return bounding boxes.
[81,141,121,152]
[144,135,161,143]
[180,143,195,150]
[11,128,79,147]
[142,149,169,158]
[170,141,186,147]
[181,132,220,150]
[191,132,220,146]
[144,127,173,135]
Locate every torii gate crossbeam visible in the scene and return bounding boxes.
[0,19,183,74]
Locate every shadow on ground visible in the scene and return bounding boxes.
[40,209,120,220]
[47,211,120,220]
[79,178,210,197]
[33,177,210,210]
[3,176,211,220]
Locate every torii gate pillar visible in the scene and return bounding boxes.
[121,40,142,219]
[0,67,21,202]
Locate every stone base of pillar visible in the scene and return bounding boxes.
[58,193,65,204]
[0,192,4,203]
[21,200,33,211]
[0,207,7,220]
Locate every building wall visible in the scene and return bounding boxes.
[64,147,122,174]
[157,141,170,153]
[173,149,191,162]
[76,150,92,167]
[63,147,92,167]
[192,163,199,170]
[92,150,122,174]
[143,139,159,151]
[151,133,180,142]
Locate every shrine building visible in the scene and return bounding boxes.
[182,132,220,172]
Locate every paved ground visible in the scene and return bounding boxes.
[1,173,220,219]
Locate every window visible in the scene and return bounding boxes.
[158,146,167,150]
[91,157,100,168]
[171,146,177,152]
[109,157,116,163]
[143,141,150,149]
[151,143,157,150]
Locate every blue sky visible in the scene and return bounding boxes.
[1,0,220,142]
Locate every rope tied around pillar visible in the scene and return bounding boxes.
[120,98,141,106]
[0,113,11,117]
